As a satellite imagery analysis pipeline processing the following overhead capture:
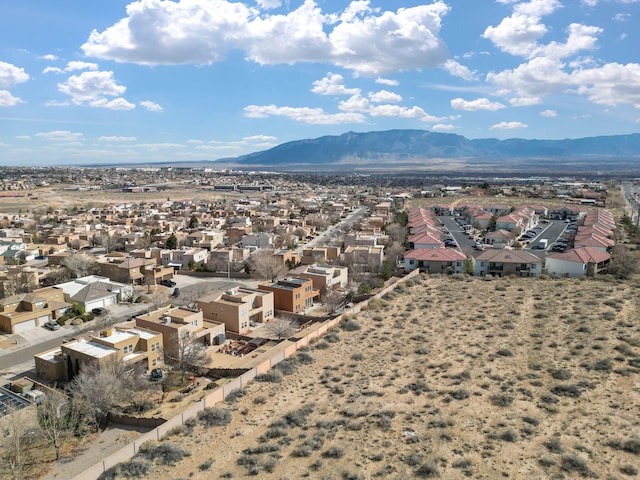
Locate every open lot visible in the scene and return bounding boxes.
[104,274,639,480]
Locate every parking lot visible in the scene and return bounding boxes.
[522,220,572,257]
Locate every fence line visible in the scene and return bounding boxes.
[71,269,420,480]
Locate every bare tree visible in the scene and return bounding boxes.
[250,250,287,280]
[265,317,297,340]
[2,270,37,297]
[180,283,210,310]
[321,288,344,315]
[69,358,141,429]
[169,331,209,382]
[608,244,640,279]
[37,389,75,460]
[384,223,407,245]
[62,253,96,279]
[1,405,36,479]
[145,288,170,310]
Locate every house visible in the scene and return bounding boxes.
[34,326,164,382]
[98,254,156,285]
[135,306,225,359]
[549,205,582,221]
[258,277,319,314]
[403,248,467,274]
[301,247,340,265]
[484,229,515,249]
[55,275,133,311]
[545,247,611,277]
[407,232,444,249]
[342,245,385,270]
[473,249,542,277]
[294,264,348,290]
[241,232,273,249]
[197,286,274,335]
[495,213,525,232]
[0,287,71,334]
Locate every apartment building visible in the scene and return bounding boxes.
[258,277,319,314]
[197,286,274,334]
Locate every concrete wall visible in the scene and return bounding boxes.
[72,269,420,480]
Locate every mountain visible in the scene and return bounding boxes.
[224,129,640,173]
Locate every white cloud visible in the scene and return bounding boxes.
[36,130,84,141]
[243,134,278,143]
[613,13,631,21]
[375,77,399,86]
[483,13,549,57]
[0,90,23,107]
[40,54,58,61]
[572,62,640,108]
[338,94,371,112]
[509,96,541,106]
[442,59,476,81]
[311,73,360,96]
[490,121,528,129]
[43,61,99,75]
[16,135,31,140]
[432,123,455,131]
[58,71,136,110]
[539,109,557,117]
[244,104,366,124]
[368,90,402,103]
[0,61,29,88]
[82,1,450,75]
[256,0,281,9]
[451,97,505,111]
[368,104,428,119]
[98,136,137,142]
[140,100,163,112]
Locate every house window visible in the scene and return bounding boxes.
[193,319,198,327]
[123,344,133,354]
[152,358,158,366]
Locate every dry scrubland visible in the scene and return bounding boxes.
[103,275,640,480]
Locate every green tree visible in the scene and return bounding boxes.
[188,215,199,229]
[395,210,408,227]
[487,215,498,232]
[381,260,393,281]
[166,234,178,249]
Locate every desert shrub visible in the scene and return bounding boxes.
[256,370,283,383]
[322,446,345,458]
[497,348,513,357]
[490,394,513,407]
[275,358,298,375]
[291,445,313,457]
[452,458,472,469]
[169,392,183,403]
[332,384,345,395]
[450,389,470,400]
[164,425,190,438]
[198,407,232,427]
[341,319,361,331]
[522,416,539,426]
[199,459,214,471]
[225,387,247,403]
[415,460,441,478]
[243,444,280,455]
[325,332,340,343]
[415,347,429,355]
[550,368,572,380]
[402,453,424,467]
[620,464,638,475]
[500,429,519,442]
[314,340,330,349]
[98,458,151,479]
[560,454,597,478]
[351,352,365,361]
[282,404,314,427]
[342,471,364,480]
[609,438,640,455]
[551,384,582,398]
[259,427,288,441]
[253,396,267,405]
[296,351,315,364]
[139,442,190,465]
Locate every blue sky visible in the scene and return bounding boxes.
[1,0,639,166]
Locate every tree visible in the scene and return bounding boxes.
[37,389,77,460]
[2,270,37,297]
[265,318,297,340]
[1,404,35,479]
[321,288,344,315]
[169,331,209,382]
[487,215,498,232]
[62,253,96,278]
[381,260,394,281]
[385,223,407,245]
[395,210,409,227]
[250,250,286,280]
[70,358,143,429]
[145,288,170,310]
[166,233,178,249]
[609,245,640,279]
[188,215,199,229]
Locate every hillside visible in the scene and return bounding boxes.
[225,130,640,172]
[100,274,640,480]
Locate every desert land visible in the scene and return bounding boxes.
[99,274,640,479]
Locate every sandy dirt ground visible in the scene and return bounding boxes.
[92,274,639,480]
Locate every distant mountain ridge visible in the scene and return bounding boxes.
[227,129,640,169]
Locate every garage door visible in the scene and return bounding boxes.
[103,297,115,307]
[13,319,36,334]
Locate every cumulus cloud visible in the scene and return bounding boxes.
[375,77,399,86]
[81,0,450,75]
[0,90,23,107]
[432,123,455,131]
[36,130,84,141]
[243,134,278,143]
[509,96,541,106]
[98,136,137,142]
[490,121,528,129]
[311,73,360,95]
[451,97,505,111]
[140,100,163,112]
[57,70,136,110]
[0,61,29,88]
[442,59,476,81]
[256,0,281,9]
[40,54,58,61]
[539,109,557,117]
[43,61,99,74]
[244,104,366,124]
[368,90,402,103]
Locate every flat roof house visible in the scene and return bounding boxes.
[197,286,274,335]
[258,277,319,314]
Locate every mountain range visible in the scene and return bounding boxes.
[220,129,640,174]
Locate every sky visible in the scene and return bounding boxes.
[0,0,639,166]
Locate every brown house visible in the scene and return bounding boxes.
[258,277,319,314]
[0,286,70,334]
[197,286,274,334]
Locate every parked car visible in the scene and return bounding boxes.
[160,279,176,287]
[44,321,60,331]
[91,307,107,315]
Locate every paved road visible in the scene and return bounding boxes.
[524,220,570,258]
[440,216,476,255]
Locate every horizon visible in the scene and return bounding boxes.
[1,1,639,166]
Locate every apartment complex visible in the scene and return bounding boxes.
[197,286,274,334]
[258,277,319,314]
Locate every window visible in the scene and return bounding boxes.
[123,344,133,354]
[193,319,198,327]
[151,342,160,352]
